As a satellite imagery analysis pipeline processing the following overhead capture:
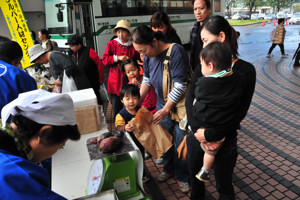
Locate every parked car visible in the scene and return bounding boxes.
[258,13,266,19]
[276,12,287,19]
[285,12,293,19]
[241,14,250,20]
[232,13,242,20]
[251,13,259,20]
[264,13,276,20]
[289,12,300,24]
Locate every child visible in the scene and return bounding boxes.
[267,18,288,58]
[120,58,157,114]
[102,20,140,120]
[115,84,149,182]
[121,58,157,162]
[192,42,246,182]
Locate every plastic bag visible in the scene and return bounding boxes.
[62,70,77,93]
[99,83,109,115]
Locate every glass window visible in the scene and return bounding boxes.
[100,0,193,17]
[214,0,221,12]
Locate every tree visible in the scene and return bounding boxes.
[240,0,258,18]
[266,0,296,12]
[225,0,238,16]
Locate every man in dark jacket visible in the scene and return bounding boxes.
[189,0,211,71]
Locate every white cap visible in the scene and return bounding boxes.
[1,89,77,129]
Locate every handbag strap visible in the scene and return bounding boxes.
[163,43,176,101]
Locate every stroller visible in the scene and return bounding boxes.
[293,43,300,66]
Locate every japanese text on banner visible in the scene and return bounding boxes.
[0,0,34,68]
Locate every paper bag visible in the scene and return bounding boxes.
[177,135,187,160]
[128,107,173,159]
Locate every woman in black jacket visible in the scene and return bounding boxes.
[185,15,256,200]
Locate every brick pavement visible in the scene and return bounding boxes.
[105,56,300,200]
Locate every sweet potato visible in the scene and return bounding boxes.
[97,132,113,145]
[99,136,122,152]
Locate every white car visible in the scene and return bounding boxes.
[251,13,259,20]
[258,13,266,19]
[289,12,300,24]
[286,12,293,19]
[264,13,276,20]
[232,14,242,20]
[276,12,287,19]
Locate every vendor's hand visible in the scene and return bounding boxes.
[194,128,206,143]
[202,142,221,151]
[152,109,168,124]
[55,78,62,86]
[118,55,129,62]
[125,124,135,132]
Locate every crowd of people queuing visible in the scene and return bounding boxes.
[0,0,261,198]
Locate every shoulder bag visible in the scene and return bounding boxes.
[162,43,192,122]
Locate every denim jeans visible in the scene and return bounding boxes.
[187,130,238,200]
[157,101,189,182]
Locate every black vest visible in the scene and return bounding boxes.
[72,46,101,103]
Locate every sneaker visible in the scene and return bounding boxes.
[145,152,151,160]
[195,168,210,182]
[156,157,163,164]
[157,172,172,182]
[142,175,150,183]
[267,54,273,58]
[281,54,288,58]
[177,181,189,193]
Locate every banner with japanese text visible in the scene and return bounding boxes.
[0,0,34,68]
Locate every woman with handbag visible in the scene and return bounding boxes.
[185,15,256,199]
[132,25,190,193]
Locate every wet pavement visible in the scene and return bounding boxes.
[105,23,300,200]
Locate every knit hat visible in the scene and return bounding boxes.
[28,44,49,63]
[1,89,77,129]
[113,20,131,35]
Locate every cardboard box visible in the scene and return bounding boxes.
[66,88,100,135]
[75,105,100,135]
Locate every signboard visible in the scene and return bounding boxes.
[0,0,34,68]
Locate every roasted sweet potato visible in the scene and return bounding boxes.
[89,138,97,144]
[97,132,113,145]
[99,136,122,152]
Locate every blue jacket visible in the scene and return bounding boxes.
[0,149,66,200]
[0,60,37,113]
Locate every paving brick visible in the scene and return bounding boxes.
[272,190,285,199]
